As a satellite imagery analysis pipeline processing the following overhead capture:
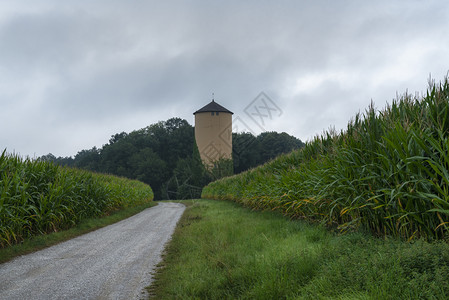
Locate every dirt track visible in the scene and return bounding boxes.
[0,202,185,300]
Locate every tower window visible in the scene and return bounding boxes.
[211,112,214,116]
[216,112,219,116]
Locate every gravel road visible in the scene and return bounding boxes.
[0,202,185,300]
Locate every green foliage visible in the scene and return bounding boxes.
[97,120,191,199]
[233,131,304,173]
[162,140,209,200]
[203,75,449,240]
[0,151,153,247]
[207,158,234,181]
[44,117,304,200]
[150,199,449,299]
[47,117,194,199]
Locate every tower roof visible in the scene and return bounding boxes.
[193,100,233,115]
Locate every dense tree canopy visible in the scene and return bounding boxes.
[233,131,304,173]
[44,118,304,199]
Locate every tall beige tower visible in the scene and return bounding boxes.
[194,99,233,166]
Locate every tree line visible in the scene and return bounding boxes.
[42,117,304,199]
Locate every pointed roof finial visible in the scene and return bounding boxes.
[193,97,234,115]
[212,92,215,102]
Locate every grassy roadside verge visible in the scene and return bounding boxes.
[0,201,156,264]
[149,199,449,299]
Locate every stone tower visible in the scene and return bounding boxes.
[193,99,233,166]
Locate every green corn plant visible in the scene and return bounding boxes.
[0,151,154,247]
[202,74,449,240]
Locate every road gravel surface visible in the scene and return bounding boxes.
[0,202,185,300]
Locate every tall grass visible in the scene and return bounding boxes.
[202,75,449,240]
[0,151,153,247]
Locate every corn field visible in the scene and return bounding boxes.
[0,151,153,247]
[202,75,449,240]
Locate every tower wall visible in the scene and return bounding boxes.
[195,111,232,166]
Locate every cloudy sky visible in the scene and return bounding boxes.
[1,1,448,158]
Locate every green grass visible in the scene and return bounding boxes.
[149,199,449,299]
[203,75,449,240]
[0,201,156,264]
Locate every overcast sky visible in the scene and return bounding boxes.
[1,1,449,158]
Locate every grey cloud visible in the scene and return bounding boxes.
[1,0,449,157]
[0,11,121,70]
